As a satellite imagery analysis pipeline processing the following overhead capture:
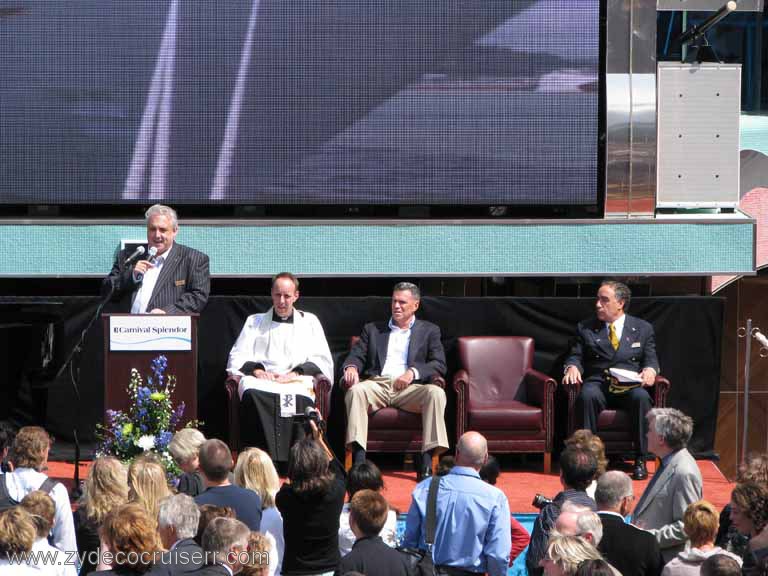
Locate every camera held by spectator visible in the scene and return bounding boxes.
[532,494,553,510]
[293,406,325,435]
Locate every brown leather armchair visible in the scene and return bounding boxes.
[225,373,332,453]
[340,337,444,471]
[453,336,556,473]
[564,375,671,455]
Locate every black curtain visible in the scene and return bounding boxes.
[22,296,722,457]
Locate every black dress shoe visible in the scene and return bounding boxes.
[352,444,366,466]
[632,459,648,481]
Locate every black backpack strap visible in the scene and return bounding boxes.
[424,475,440,546]
[0,475,10,500]
[39,477,59,495]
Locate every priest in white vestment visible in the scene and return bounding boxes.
[227,272,333,463]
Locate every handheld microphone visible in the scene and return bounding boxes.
[135,246,158,282]
[123,245,145,265]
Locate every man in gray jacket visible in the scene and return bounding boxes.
[632,408,703,562]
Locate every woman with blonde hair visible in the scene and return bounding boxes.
[90,503,164,575]
[235,447,283,575]
[662,500,741,576]
[168,427,207,497]
[75,456,129,575]
[241,531,277,576]
[21,490,75,576]
[0,506,41,575]
[128,454,171,521]
[541,535,605,576]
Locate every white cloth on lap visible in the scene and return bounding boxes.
[238,375,315,403]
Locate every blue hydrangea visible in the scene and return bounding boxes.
[156,431,173,449]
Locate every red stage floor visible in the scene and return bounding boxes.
[378,460,734,514]
[48,459,733,514]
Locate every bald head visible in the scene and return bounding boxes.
[455,432,488,469]
[555,501,603,545]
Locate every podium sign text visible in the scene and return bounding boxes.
[109,315,192,351]
[103,314,198,422]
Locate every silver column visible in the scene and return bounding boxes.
[605,0,658,217]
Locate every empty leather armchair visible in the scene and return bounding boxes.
[564,375,671,456]
[453,336,556,473]
[225,373,332,452]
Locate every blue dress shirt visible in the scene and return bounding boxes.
[402,466,511,576]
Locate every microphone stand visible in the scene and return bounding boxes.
[737,321,768,467]
[55,277,117,500]
[679,0,737,63]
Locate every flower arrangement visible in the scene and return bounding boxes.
[97,354,195,481]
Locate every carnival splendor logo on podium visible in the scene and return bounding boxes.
[109,316,192,351]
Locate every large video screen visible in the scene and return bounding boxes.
[0,1,600,205]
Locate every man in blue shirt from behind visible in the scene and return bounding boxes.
[403,431,511,576]
[194,439,262,531]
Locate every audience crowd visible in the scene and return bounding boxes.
[0,408,766,576]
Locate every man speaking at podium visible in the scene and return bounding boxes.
[104,204,210,314]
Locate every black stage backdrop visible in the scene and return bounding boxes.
[19,296,722,458]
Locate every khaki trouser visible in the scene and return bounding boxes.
[345,376,448,452]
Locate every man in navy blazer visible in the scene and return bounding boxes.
[104,204,210,314]
[563,280,660,480]
[342,282,448,479]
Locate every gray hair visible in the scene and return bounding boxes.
[558,501,604,546]
[600,280,631,311]
[595,470,633,509]
[393,282,420,300]
[648,407,694,451]
[157,494,200,540]
[168,428,206,465]
[201,517,250,564]
[145,204,178,230]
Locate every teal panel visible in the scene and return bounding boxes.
[741,114,768,155]
[1,221,754,276]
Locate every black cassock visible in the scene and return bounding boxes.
[239,388,316,463]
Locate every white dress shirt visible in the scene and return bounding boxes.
[381,317,419,380]
[131,244,172,314]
